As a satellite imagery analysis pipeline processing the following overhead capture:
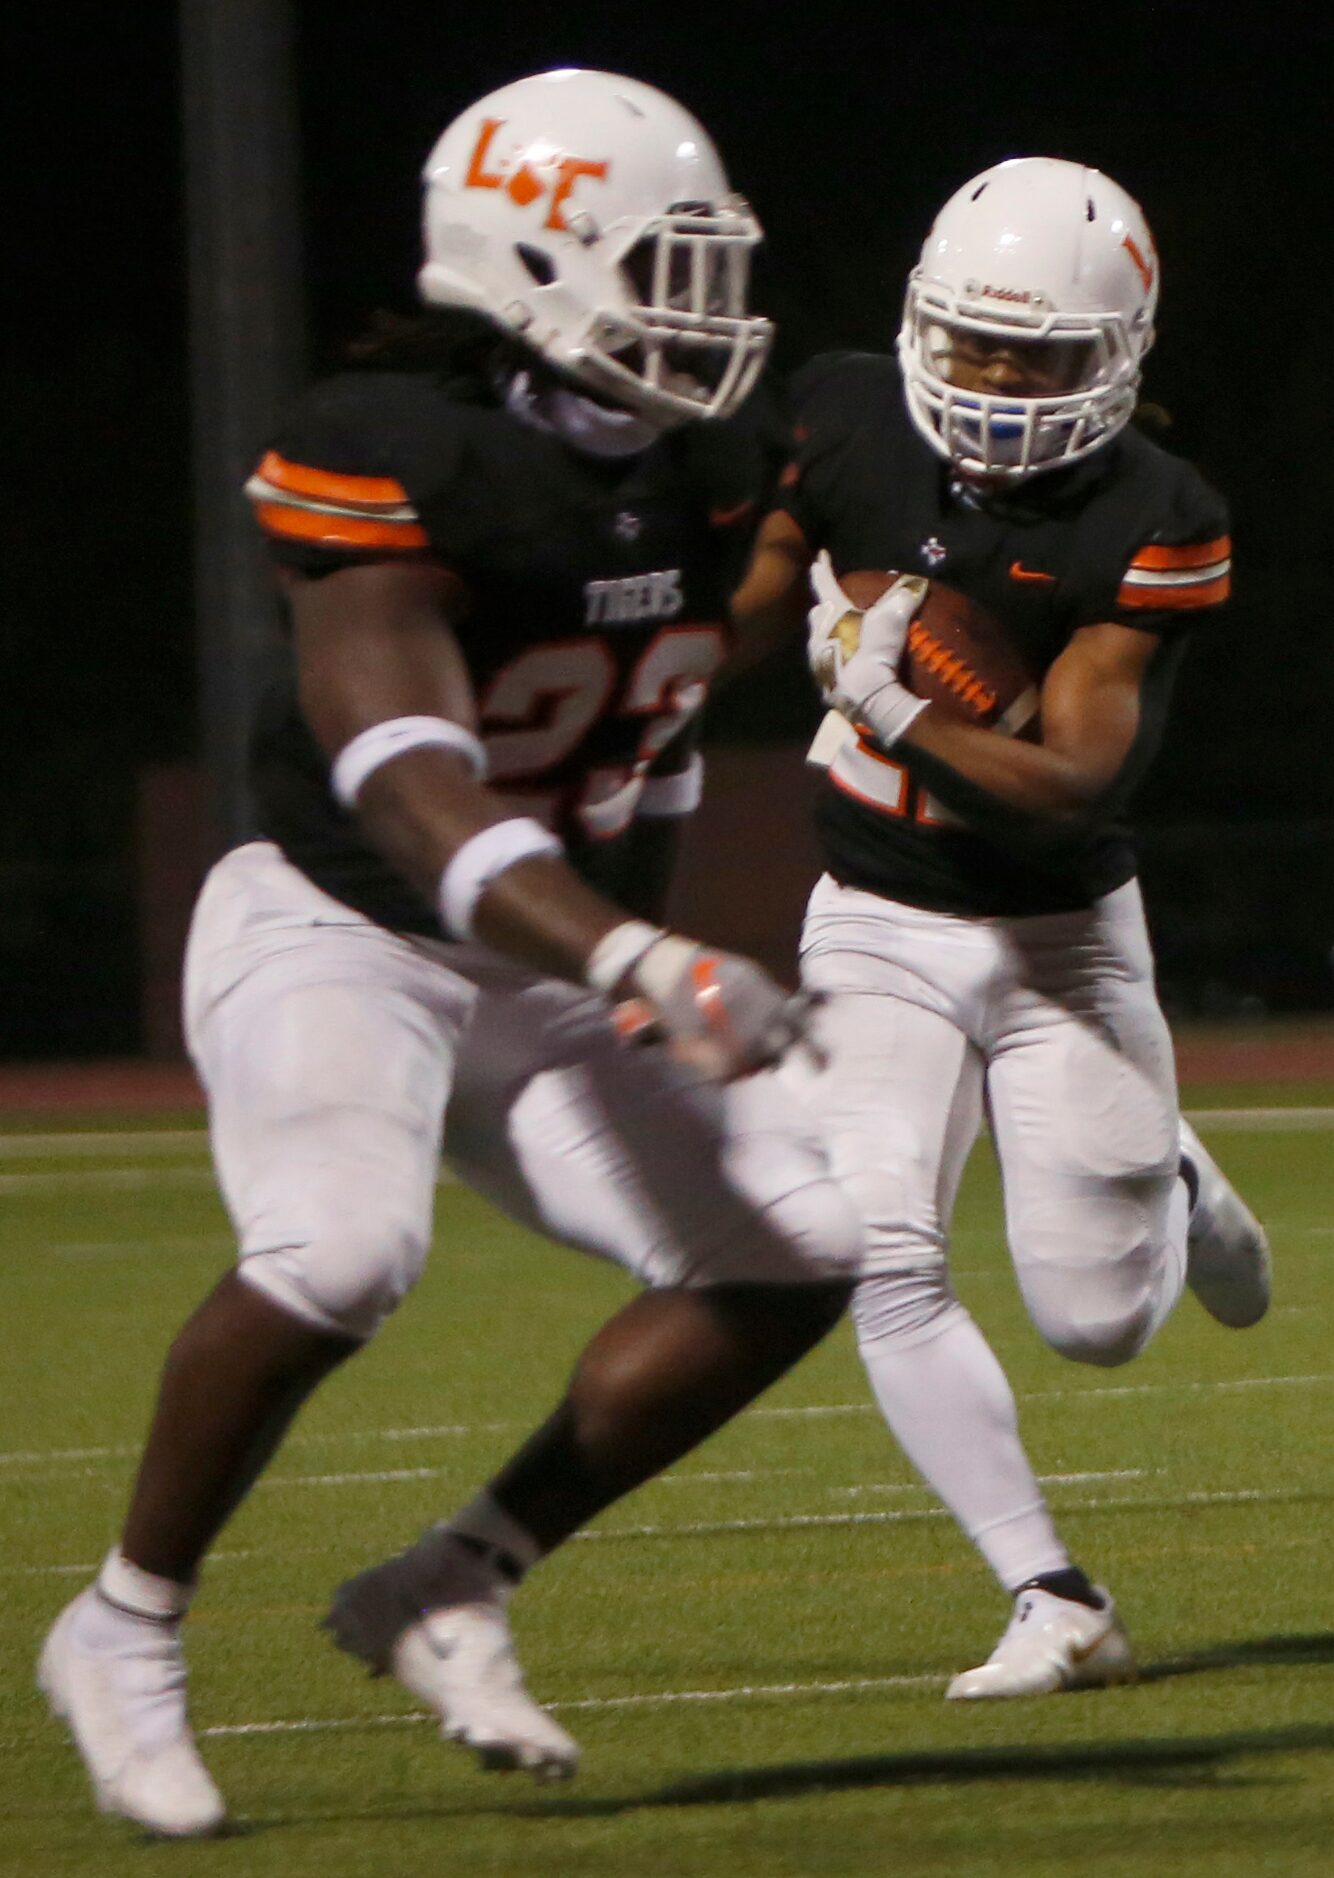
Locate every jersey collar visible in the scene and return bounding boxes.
[504,370,662,460]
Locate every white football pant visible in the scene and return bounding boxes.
[782,873,1189,1589]
[184,843,860,1342]
[792,872,1185,1359]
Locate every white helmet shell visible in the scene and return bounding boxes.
[419,69,773,424]
[898,157,1159,481]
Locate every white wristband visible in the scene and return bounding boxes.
[583,919,665,996]
[332,715,487,808]
[437,817,565,939]
[849,685,930,751]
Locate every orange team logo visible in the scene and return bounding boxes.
[1122,233,1155,294]
[465,117,609,232]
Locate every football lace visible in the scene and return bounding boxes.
[905,621,998,719]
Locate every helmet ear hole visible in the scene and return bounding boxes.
[516,244,557,287]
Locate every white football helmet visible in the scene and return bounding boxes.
[418,69,773,425]
[898,158,1159,482]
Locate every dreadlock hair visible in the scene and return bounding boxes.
[344,305,530,394]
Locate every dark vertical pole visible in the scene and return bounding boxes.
[180,0,305,850]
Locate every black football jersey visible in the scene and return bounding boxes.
[245,366,773,935]
[780,352,1232,917]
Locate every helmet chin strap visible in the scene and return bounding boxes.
[505,369,662,458]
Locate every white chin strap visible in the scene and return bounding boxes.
[505,371,662,458]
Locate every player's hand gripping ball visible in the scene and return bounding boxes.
[824,563,1039,735]
[806,553,929,749]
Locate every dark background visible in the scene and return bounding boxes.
[6,6,1333,1057]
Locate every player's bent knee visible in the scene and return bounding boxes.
[238,1209,431,1342]
[723,1176,863,1286]
[852,1264,957,1349]
[773,1178,864,1276]
[1021,1265,1158,1368]
[1038,1311,1153,1368]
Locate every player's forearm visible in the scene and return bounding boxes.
[720,520,810,683]
[355,749,623,977]
[893,713,1119,861]
[901,710,1109,825]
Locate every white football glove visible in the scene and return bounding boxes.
[806,552,931,750]
[586,923,813,1082]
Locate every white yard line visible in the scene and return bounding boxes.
[0,1168,217,1195]
[1025,1374,1333,1402]
[50,1236,233,1258]
[3,1377,1327,1473]
[201,1671,946,1739]
[6,1484,1309,1580]
[262,1466,460,1489]
[575,1485,1308,1544]
[2,1105,1327,1164]
[832,1469,1146,1501]
[0,1131,208,1159]
[1182,1106,1334,1131]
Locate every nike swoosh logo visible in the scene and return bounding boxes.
[1010,561,1057,585]
[710,500,756,528]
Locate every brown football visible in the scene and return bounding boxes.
[839,569,1039,736]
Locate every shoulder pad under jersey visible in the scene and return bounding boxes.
[245,371,471,566]
[788,350,898,424]
[1114,438,1232,626]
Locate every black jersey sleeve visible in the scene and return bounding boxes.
[680,373,788,591]
[244,372,465,577]
[772,351,875,549]
[1098,457,1232,637]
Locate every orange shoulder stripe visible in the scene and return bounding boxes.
[1127,535,1230,572]
[1117,572,1230,611]
[253,501,430,553]
[257,450,413,510]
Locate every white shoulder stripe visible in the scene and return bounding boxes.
[244,473,421,524]
[1120,558,1231,589]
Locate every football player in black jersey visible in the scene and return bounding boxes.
[38,71,861,1836]
[734,158,1271,1699]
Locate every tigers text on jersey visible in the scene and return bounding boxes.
[244,367,769,935]
[781,352,1232,917]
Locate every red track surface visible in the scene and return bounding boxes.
[0,1022,1332,1114]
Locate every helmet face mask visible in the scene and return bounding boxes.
[898,158,1159,483]
[418,70,773,425]
[576,199,771,416]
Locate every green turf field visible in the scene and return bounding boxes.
[1,1092,1331,1876]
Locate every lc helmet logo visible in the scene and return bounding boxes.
[418,70,773,426]
[464,117,610,233]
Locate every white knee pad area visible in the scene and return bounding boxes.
[749,1173,864,1283]
[238,1205,432,1342]
[1015,1241,1162,1368]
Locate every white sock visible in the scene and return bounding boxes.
[856,1300,1071,1591]
[443,1491,545,1578]
[71,1550,193,1652]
